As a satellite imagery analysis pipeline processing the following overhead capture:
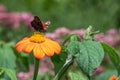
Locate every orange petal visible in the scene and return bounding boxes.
[15,41,30,53]
[23,42,35,54]
[33,44,45,59]
[40,42,54,56]
[46,39,61,54]
[15,38,29,47]
[109,75,117,80]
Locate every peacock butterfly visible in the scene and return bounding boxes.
[31,16,50,32]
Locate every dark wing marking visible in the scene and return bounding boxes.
[31,16,45,32]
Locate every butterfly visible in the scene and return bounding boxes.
[31,16,50,32]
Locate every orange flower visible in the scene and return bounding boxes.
[15,32,61,59]
[109,75,117,80]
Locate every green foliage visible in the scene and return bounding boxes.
[69,34,78,41]
[62,34,78,45]
[0,0,119,76]
[0,42,16,79]
[51,53,67,74]
[68,71,89,80]
[53,27,117,79]
[77,41,104,76]
[67,41,80,56]
[67,40,104,76]
[101,42,120,75]
[15,52,30,72]
[0,42,16,69]
[0,68,16,80]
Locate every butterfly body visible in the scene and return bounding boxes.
[31,16,50,32]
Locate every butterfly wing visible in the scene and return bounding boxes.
[31,16,45,32]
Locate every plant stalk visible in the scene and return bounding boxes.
[33,58,40,80]
[53,54,74,80]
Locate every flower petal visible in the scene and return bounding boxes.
[46,39,61,54]
[23,42,35,54]
[109,75,117,80]
[16,41,30,53]
[33,44,45,59]
[15,37,29,47]
[40,42,54,56]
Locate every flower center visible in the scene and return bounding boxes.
[29,32,46,43]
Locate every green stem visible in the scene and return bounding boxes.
[33,58,40,80]
[53,55,74,80]
[62,34,77,45]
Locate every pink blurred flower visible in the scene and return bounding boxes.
[95,33,105,41]
[45,33,59,39]
[0,13,8,23]
[0,5,6,12]
[69,29,85,36]
[38,66,48,75]
[103,35,117,47]
[17,72,30,80]
[95,29,120,47]
[17,72,25,78]
[7,12,21,28]
[0,4,34,28]
[20,12,33,27]
[106,29,117,36]
[93,66,104,76]
[54,27,70,36]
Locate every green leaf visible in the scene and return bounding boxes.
[51,52,67,74]
[67,41,80,56]
[68,71,89,80]
[62,34,78,45]
[101,42,120,75]
[0,68,16,80]
[70,41,104,76]
[70,34,78,41]
[15,52,29,72]
[4,42,15,47]
[0,45,16,69]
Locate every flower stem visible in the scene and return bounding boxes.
[33,58,40,80]
[53,54,74,80]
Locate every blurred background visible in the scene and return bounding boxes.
[0,0,120,41]
[0,0,120,80]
